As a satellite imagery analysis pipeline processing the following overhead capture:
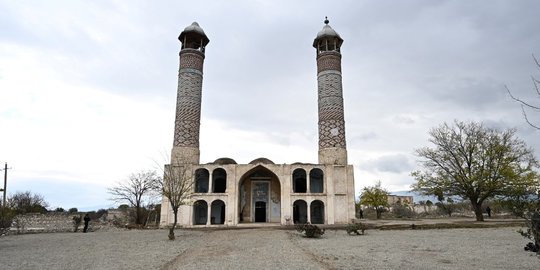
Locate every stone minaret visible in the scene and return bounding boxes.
[171,22,209,164]
[313,18,347,165]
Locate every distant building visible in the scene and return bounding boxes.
[160,19,356,227]
[387,195,414,206]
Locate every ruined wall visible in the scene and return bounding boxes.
[9,213,75,234]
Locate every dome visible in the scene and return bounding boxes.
[249,157,275,165]
[212,157,238,165]
[312,18,343,48]
[179,22,210,46]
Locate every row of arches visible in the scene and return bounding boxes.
[292,168,324,193]
[193,199,226,225]
[293,199,325,224]
[194,167,325,194]
[193,199,325,225]
[195,168,227,193]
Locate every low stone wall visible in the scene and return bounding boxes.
[10,212,76,234]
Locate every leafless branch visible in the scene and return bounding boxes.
[505,54,540,130]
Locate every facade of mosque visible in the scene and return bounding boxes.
[160,20,355,227]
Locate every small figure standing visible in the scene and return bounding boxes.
[83,213,91,233]
[359,208,364,219]
[486,206,492,218]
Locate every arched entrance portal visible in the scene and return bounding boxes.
[238,166,281,223]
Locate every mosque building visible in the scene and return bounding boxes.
[160,19,355,227]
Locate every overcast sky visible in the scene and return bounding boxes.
[1,0,539,210]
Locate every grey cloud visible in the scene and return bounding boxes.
[359,154,415,174]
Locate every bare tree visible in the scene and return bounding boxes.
[108,170,158,225]
[506,55,540,130]
[8,191,49,214]
[155,163,193,240]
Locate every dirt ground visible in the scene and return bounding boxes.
[0,227,538,270]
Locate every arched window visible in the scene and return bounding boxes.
[293,200,308,224]
[193,200,208,225]
[212,168,227,193]
[309,168,324,193]
[210,200,226,225]
[292,169,307,193]
[194,169,209,193]
[310,200,325,224]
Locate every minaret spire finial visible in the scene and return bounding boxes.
[324,16,329,25]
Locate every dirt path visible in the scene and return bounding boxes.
[162,229,327,270]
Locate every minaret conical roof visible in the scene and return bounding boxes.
[179,22,210,46]
[313,18,343,48]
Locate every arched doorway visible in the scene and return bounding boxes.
[293,200,308,224]
[238,165,281,223]
[210,200,225,224]
[310,200,325,224]
[193,200,208,225]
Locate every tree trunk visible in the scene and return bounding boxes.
[376,208,382,219]
[135,204,141,225]
[169,209,178,240]
[471,200,484,222]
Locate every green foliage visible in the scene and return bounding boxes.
[54,207,65,212]
[68,207,78,213]
[412,120,540,221]
[295,223,325,238]
[359,181,389,219]
[346,222,367,235]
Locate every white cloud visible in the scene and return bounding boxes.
[1,0,539,208]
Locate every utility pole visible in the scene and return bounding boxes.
[1,162,11,207]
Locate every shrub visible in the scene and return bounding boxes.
[519,211,540,254]
[346,222,367,235]
[295,223,325,238]
[391,204,416,218]
[68,207,78,213]
[0,207,15,235]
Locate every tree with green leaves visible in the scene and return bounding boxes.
[412,120,539,221]
[155,163,193,240]
[359,181,389,219]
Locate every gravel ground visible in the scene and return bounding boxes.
[0,227,538,270]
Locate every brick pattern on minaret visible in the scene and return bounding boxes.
[173,50,204,148]
[317,51,346,149]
